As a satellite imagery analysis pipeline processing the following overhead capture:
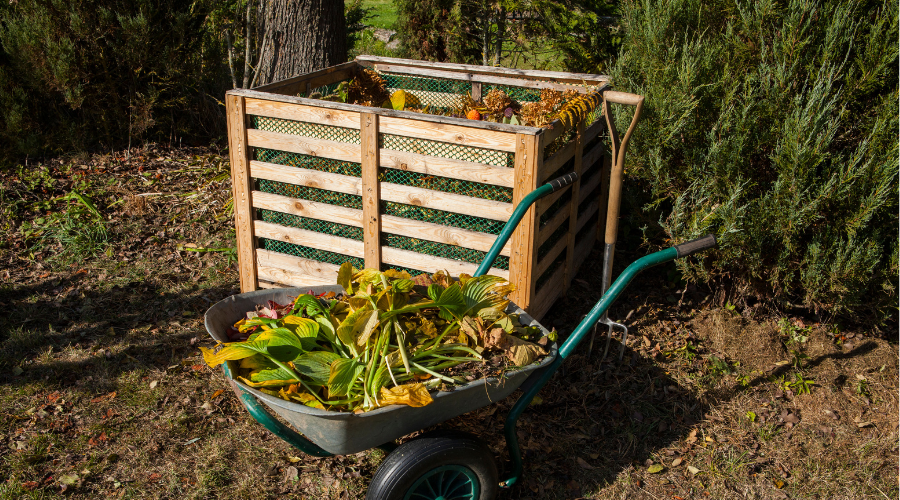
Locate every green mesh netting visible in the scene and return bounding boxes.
[259,208,363,240]
[381,74,471,112]
[381,133,514,168]
[381,263,427,277]
[383,233,509,270]
[483,84,542,103]
[261,238,365,270]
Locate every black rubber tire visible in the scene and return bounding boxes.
[365,430,498,500]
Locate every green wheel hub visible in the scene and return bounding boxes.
[404,464,480,500]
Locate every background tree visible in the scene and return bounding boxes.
[254,0,347,86]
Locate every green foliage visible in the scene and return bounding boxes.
[610,0,898,320]
[0,0,231,159]
[525,0,620,73]
[393,0,481,63]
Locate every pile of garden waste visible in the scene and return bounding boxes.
[201,264,553,413]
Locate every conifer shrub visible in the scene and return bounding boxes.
[394,0,481,63]
[609,0,898,320]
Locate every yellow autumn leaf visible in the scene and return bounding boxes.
[199,344,258,368]
[237,376,298,388]
[378,383,433,407]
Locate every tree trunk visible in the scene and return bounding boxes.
[255,0,346,86]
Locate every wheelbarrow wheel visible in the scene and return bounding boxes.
[366,430,498,500]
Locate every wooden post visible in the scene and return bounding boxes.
[564,121,584,289]
[360,112,382,269]
[226,93,258,292]
[509,133,540,312]
[471,82,482,102]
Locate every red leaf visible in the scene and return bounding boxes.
[47,391,62,403]
[23,481,39,490]
[148,473,162,482]
[90,391,117,403]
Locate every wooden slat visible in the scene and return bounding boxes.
[258,280,291,290]
[356,56,609,85]
[381,247,510,280]
[539,120,568,150]
[584,118,606,142]
[257,249,342,283]
[579,168,603,205]
[536,184,569,213]
[246,129,361,163]
[380,149,514,188]
[537,207,569,247]
[232,89,543,135]
[471,81,482,101]
[581,141,605,172]
[373,63,596,94]
[250,161,514,222]
[573,227,595,272]
[378,115,517,152]
[245,98,361,129]
[251,190,510,256]
[531,266,565,321]
[225,94,258,293]
[361,112,382,269]
[509,133,540,311]
[255,61,359,95]
[382,215,510,256]
[539,139,576,183]
[576,200,600,233]
[535,238,566,278]
[254,220,364,258]
[258,266,338,288]
[565,121,585,289]
[252,190,364,227]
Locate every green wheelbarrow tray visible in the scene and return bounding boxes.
[204,285,558,456]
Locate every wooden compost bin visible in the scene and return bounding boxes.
[226,56,613,321]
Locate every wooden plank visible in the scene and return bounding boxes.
[381,247,510,280]
[508,133,540,312]
[581,141,605,172]
[252,190,364,227]
[250,161,514,222]
[531,266,565,321]
[573,226,595,273]
[245,98,361,129]
[355,56,609,85]
[373,63,596,94]
[535,238,566,277]
[225,93,258,293]
[536,184,569,213]
[258,279,291,290]
[584,117,606,142]
[382,215,510,256]
[381,149,514,187]
[232,89,543,135]
[539,139,576,183]
[246,129,361,163]
[254,220,364,258]
[378,115,517,152]
[565,121,585,289]
[254,61,359,94]
[579,168,603,205]
[537,206,569,247]
[539,120,568,150]
[576,200,600,233]
[361,112,382,269]
[252,190,509,255]
[471,81,482,101]
[257,249,342,283]
[258,266,339,288]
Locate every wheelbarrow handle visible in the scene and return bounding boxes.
[501,235,718,488]
[473,172,578,277]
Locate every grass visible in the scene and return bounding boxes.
[360,0,397,30]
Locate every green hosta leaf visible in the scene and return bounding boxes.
[337,262,354,294]
[291,295,327,318]
[462,275,511,317]
[249,365,299,383]
[315,316,337,343]
[328,357,364,397]
[436,283,466,320]
[427,284,444,301]
[281,316,320,351]
[392,279,414,293]
[256,327,305,362]
[293,351,341,384]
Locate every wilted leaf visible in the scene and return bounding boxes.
[378,383,433,407]
[647,464,665,473]
[337,307,371,350]
[337,263,354,294]
[200,343,262,368]
[355,309,381,346]
[501,335,545,366]
[687,465,700,475]
[58,474,79,485]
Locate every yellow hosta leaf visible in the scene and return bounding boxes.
[237,376,297,388]
[379,383,433,407]
[199,344,258,368]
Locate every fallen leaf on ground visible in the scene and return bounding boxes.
[90,392,116,403]
[672,457,683,466]
[687,466,700,475]
[576,457,595,469]
[647,464,665,473]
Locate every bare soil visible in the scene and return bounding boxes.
[0,145,896,499]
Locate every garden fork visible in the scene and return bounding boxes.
[586,90,644,362]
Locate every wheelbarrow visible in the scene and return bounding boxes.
[205,169,717,499]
